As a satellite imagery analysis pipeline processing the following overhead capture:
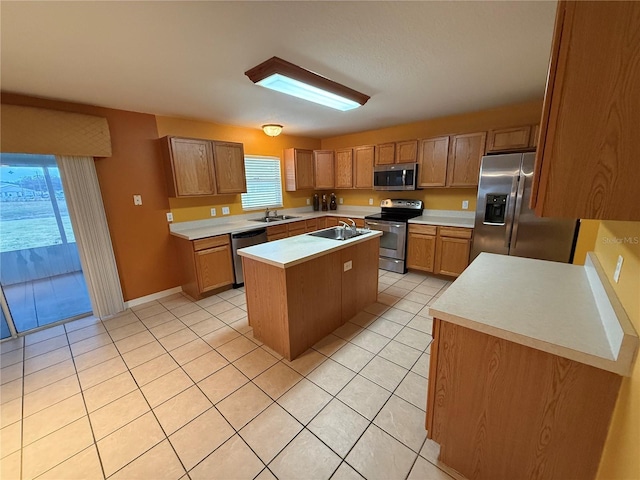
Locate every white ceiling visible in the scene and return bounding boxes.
[0,1,557,139]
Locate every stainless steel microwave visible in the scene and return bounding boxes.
[373,163,418,191]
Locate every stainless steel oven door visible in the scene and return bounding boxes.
[364,220,407,260]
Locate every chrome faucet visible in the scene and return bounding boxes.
[264,208,277,218]
[339,219,357,235]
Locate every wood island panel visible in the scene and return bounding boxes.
[428,319,621,480]
[341,240,379,321]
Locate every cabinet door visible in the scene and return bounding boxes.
[418,136,449,187]
[213,142,247,194]
[168,137,216,196]
[335,149,354,188]
[195,244,234,293]
[447,132,486,187]
[435,236,470,277]
[375,143,395,165]
[284,148,314,191]
[532,2,640,220]
[287,221,306,237]
[486,126,532,153]
[407,232,436,272]
[353,145,374,189]
[314,150,335,189]
[305,219,318,232]
[326,216,339,227]
[396,140,418,164]
[530,124,540,148]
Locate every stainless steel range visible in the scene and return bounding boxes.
[364,199,424,273]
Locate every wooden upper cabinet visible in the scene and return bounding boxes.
[163,137,216,197]
[486,126,532,153]
[530,124,540,148]
[353,145,375,189]
[375,143,395,165]
[284,148,314,191]
[447,132,486,187]
[418,136,449,187]
[212,141,247,194]
[313,150,335,189]
[396,140,418,164]
[335,148,354,188]
[532,1,640,220]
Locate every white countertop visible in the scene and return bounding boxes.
[169,207,474,241]
[237,228,382,269]
[409,209,475,228]
[430,253,638,376]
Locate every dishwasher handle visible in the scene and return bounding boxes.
[232,228,267,239]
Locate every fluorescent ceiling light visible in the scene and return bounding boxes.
[245,57,370,111]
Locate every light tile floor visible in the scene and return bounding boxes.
[0,269,462,480]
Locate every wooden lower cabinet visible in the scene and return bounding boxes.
[407,225,472,277]
[174,234,234,299]
[406,225,437,272]
[427,319,621,480]
[287,221,306,237]
[305,219,318,232]
[267,224,288,241]
[325,216,339,227]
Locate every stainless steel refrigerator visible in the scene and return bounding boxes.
[471,153,578,263]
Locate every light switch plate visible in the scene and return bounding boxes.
[368,198,373,205]
[613,255,624,283]
[166,212,173,222]
[222,206,230,215]
[462,200,469,210]
[133,195,142,206]
[339,198,343,204]
[306,198,310,205]
[344,260,352,272]
[210,208,217,217]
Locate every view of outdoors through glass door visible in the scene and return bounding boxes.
[0,153,92,335]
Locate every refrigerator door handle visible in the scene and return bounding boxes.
[504,175,518,248]
[511,174,527,248]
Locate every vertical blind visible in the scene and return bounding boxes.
[241,156,283,210]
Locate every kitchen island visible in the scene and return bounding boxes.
[426,252,638,480]
[238,228,382,360]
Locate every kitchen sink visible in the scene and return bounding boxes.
[308,227,364,241]
[251,215,300,223]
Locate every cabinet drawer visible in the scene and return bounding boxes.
[193,234,230,251]
[305,219,318,232]
[438,227,473,239]
[267,224,287,236]
[288,221,307,237]
[409,224,437,236]
[268,232,288,241]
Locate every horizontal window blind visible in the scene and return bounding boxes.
[241,156,283,210]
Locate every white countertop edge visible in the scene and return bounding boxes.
[428,308,629,376]
[237,229,382,269]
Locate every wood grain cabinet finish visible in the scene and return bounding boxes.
[486,126,532,153]
[284,148,314,191]
[335,148,354,188]
[427,318,621,480]
[417,136,450,187]
[212,142,247,194]
[313,150,335,189]
[530,124,540,148]
[353,145,375,189]
[447,132,486,187]
[174,234,234,299]
[406,225,437,272]
[395,140,419,164]
[287,221,307,237]
[162,137,216,197]
[375,143,396,165]
[532,1,640,220]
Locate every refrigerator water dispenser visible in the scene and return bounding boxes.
[484,194,507,224]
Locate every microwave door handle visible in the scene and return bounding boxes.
[402,169,406,186]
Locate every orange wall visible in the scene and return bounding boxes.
[595,221,640,480]
[1,93,179,301]
[155,116,320,222]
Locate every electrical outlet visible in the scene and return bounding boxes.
[133,195,142,206]
[210,208,217,217]
[166,212,173,222]
[222,206,230,215]
[339,198,343,204]
[344,260,352,272]
[613,255,624,283]
[369,198,373,205]
[306,198,311,205]
[462,200,469,210]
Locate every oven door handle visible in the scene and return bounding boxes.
[365,221,404,229]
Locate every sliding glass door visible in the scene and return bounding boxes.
[0,153,92,335]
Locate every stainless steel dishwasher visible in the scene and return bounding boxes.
[231,228,268,287]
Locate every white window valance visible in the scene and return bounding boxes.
[1,104,112,157]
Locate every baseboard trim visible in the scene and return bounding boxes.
[124,286,183,309]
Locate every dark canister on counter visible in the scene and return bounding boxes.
[329,193,337,210]
[313,194,320,211]
[321,194,328,211]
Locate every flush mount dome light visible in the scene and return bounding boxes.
[262,124,283,137]
[245,57,370,111]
